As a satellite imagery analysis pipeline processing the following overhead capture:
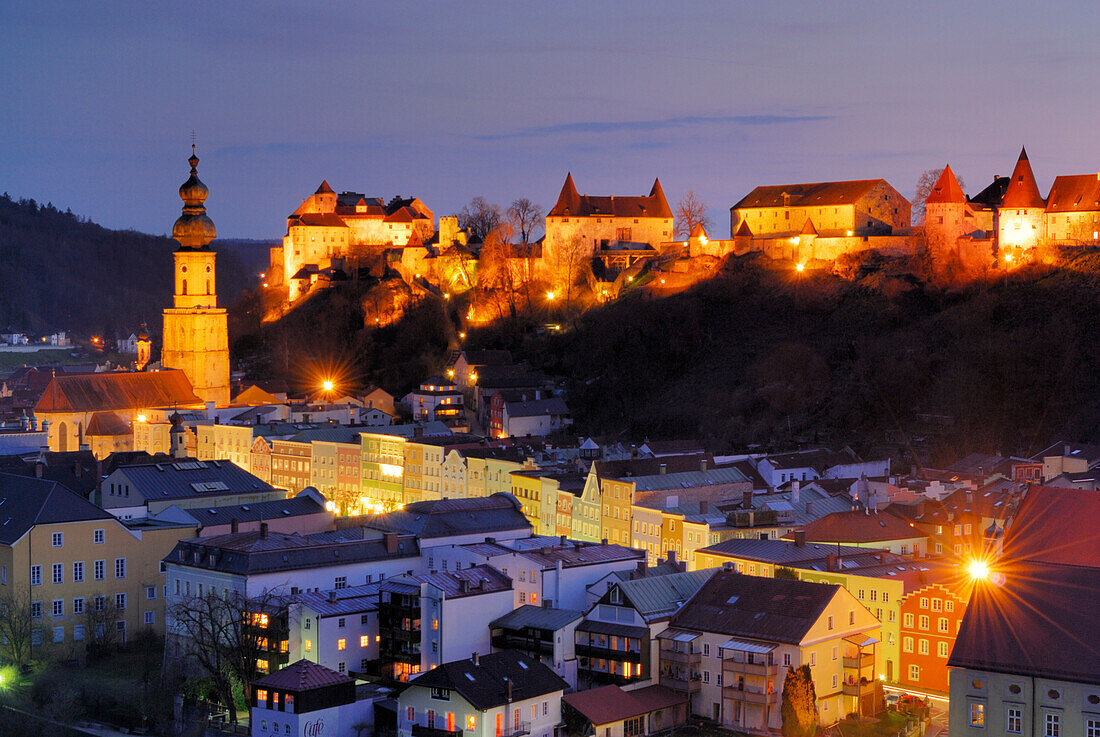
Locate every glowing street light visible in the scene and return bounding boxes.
[967,559,990,581]
[546,291,556,301]
[322,380,335,393]
[1004,253,1014,263]
[795,263,805,272]
[459,332,466,340]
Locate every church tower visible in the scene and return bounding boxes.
[161,146,230,406]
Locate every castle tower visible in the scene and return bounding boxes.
[134,322,152,371]
[161,146,231,406]
[998,147,1046,250]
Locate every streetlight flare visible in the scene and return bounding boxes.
[796,263,805,272]
[322,380,334,392]
[967,559,990,581]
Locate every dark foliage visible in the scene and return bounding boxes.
[0,194,257,337]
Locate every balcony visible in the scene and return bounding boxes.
[723,660,778,678]
[413,725,463,737]
[842,653,875,670]
[492,633,554,655]
[842,679,876,698]
[499,722,531,737]
[722,687,778,706]
[661,673,702,694]
[575,644,642,663]
[659,648,701,667]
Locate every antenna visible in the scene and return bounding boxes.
[190,130,196,147]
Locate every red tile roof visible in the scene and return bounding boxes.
[294,213,347,228]
[85,411,131,436]
[1045,173,1100,213]
[254,659,352,692]
[925,165,967,205]
[563,684,685,725]
[314,180,335,195]
[732,180,885,210]
[1001,485,1100,566]
[796,509,924,544]
[1000,147,1046,209]
[35,370,202,414]
[548,174,673,219]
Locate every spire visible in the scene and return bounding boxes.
[649,177,673,218]
[315,180,335,195]
[549,173,581,216]
[925,164,967,205]
[1002,147,1046,208]
[172,145,217,249]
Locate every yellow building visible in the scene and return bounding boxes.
[161,146,230,407]
[194,422,254,470]
[0,474,196,657]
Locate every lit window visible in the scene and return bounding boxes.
[304,640,312,652]
[1045,713,1059,737]
[337,638,346,651]
[969,702,985,728]
[360,635,370,648]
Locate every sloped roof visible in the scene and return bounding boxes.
[1045,173,1100,213]
[382,565,512,598]
[734,220,753,237]
[1001,486,1100,566]
[490,604,583,632]
[563,684,685,726]
[799,217,818,236]
[504,397,569,418]
[355,492,530,539]
[925,165,967,205]
[969,175,1011,208]
[297,582,382,617]
[255,658,351,692]
[1033,440,1100,464]
[948,560,1100,684]
[456,350,513,368]
[732,180,886,210]
[0,473,116,545]
[669,568,839,644]
[114,460,274,502]
[409,651,567,711]
[697,538,874,565]
[1000,147,1045,209]
[85,411,132,436]
[36,370,202,413]
[797,509,922,543]
[294,213,347,228]
[548,174,673,219]
[315,180,335,195]
[182,490,327,528]
[613,568,718,620]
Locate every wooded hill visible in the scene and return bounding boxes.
[0,194,264,338]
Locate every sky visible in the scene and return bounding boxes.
[3,1,1100,240]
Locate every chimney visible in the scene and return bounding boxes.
[259,522,269,539]
[506,678,513,702]
[1065,443,1071,456]
[413,426,424,438]
[791,480,800,505]
[699,500,709,514]
[792,530,806,547]
[700,459,708,472]
[230,518,239,534]
[601,538,608,545]
[805,500,814,515]
[206,401,215,419]
[459,578,469,594]
[667,549,678,565]
[35,460,44,478]
[73,460,81,478]
[635,561,647,578]
[826,553,837,572]
[384,532,399,553]
[472,652,479,666]
[659,463,667,475]
[328,590,337,603]
[560,535,567,546]
[742,491,753,509]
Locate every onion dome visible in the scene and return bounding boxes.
[137,322,150,341]
[172,145,217,248]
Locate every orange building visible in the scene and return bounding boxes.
[897,581,969,694]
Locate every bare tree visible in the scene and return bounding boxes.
[84,593,124,660]
[549,234,591,306]
[913,167,965,225]
[457,197,504,243]
[478,222,522,321]
[0,588,34,665]
[674,190,711,240]
[166,588,287,724]
[507,198,543,245]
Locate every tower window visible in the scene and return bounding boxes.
[182,279,187,294]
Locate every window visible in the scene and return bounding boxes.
[73,597,84,615]
[94,560,105,580]
[145,611,155,625]
[827,615,834,630]
[810,652,816,667]
[52,599,63,616]
[919,639,929,655]
[30,601,42,618]
[1006,707,1022,734]
[467,716,477,730]
[783,653,791,667]
[904,613,914,627]
[1045,713,1059,737]
[337,638,346,651]
[702,671,710,684]
[304,640,312,652]
[1085,717,1099,737]
[832,674,838,689]
[31,565,41,586]
[903,637,913,653]
[832,646,838,661]
[53,626,64,643]
[938,642,949,658]
[73,624,84,641]
[361,614,370,625]
[52,563,63,584]
[870,590,877,601]
[73,561,84,582]
[51,532,63,547]
[939,617,949,633]
[94,529,105,544]
[94,595,105,611]
[703,643,710,656]
[919,615,930,630]
[338,617,346,628]
[360,635,370,647]
[335,576,347,590]
[116,593,126,610]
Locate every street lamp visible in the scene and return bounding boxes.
[795,263,805,272]
[546,291,556,301]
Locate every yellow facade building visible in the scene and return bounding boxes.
[161,147,231,407]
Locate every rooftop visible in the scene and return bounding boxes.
[254,659,353,692]
[409,651,567,711]
[35,369,202,413]
[563,684,685,726]
[489,604,584,632]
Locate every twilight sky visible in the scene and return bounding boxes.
[3,1,1100,240]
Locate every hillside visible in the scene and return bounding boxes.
[0,194,262,338]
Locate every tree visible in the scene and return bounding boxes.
[507,198,544,245]
[774,566,799,580]
[913,167,965,225]
[0,588,35,666]
[478,222,522,321]
[674,190,711,240]
[781,664,818,737]
[166,588,287,724]
[548,234,591,306]
[457,197,504,243]
[84,593,124,660]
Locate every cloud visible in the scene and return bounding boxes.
[474,113,835,141]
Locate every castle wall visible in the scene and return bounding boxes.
[544,214,672,259]
[732,204,856,239]
[855,180,912,232]
[754,234,919,261]
[998,206,1045,248]
[1045,211,1100,245]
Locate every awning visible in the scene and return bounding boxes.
[719,638,776,655]
[657,628,701,643]
[577,619,649,639]
[843,634,880,648]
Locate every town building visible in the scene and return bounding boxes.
[490,605,584,688]
[251,659,383,737]
[997,148,1047,252]
[288,583,382,675]
[663,568,881,732]
[156,487,332,538]
[397,651,568,737]
[405,377,464,423]
[562,684,688,737]
[161,147,231,406]
[794,509,929,556]
[354,494,532,550]
[948,560,1100,737]
[501,397,571,439]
